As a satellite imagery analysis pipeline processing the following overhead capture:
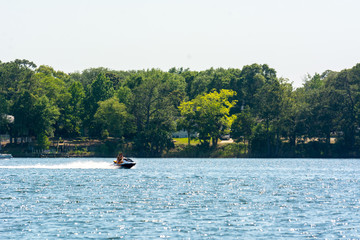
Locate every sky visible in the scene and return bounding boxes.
[1,0,359,88]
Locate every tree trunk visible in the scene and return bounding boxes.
[326,131,331,156]
[244,138,246,154]
[212,137,218,148]
[290,131,296,147]
[187,131,190,145]
[275,131,280,156]
[266,119,270,157]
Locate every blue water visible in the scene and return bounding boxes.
[0,158,359,239]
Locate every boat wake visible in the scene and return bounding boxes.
[0,161,116,169]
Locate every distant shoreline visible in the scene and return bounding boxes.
[4,142,360,159]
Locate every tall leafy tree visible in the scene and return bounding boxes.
[176,100,197,145]
[32,95,60,139]
[31,66,68,105]
[10,91,36,143]
[0,59,36,100]
[278,81,303,149]
[0,94,10,134]
[94,97,135,138]
[324,65,360,150]
[29,65,73,138]
[302,73,337,146]
[77,67,109,88]
[179,89,237,147]
[128,69,186,156]
[186,68,214,100]
[253,77,284,156]
[179,70,198,100]
[231,106,254,153]
[10,91,59,145]
[240,64,267,109]
[273,78,295,153]
[116,86,133,107]
[57,81,85,137]
[83,73,114,136]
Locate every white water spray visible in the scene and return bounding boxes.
[0,161,116,169]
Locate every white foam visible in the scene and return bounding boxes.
[0,161,116,169]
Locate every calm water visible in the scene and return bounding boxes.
[0,158,359,239]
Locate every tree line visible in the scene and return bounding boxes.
[1,59,360,157]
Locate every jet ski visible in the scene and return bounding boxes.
[113,157,136,169]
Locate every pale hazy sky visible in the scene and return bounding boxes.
[1,0,359,87]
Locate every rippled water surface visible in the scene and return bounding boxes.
[1,158,360,239]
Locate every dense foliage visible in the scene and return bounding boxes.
[1,59,360,157]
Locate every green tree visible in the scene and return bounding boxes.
[94,97,135,138]
[254,79,282,156]
[128,69,186,156]
[0,94,10,134]
[303,73,336,146]
[32,95,60,140]
[76,67,109,88]
[31,66,68,102]
[324,66,360,151]
[83,73,114,136]
[29,65,74,138]
[249,123,276,156]
[176,100,197,145]
[179,70,198,100]
[279,82,304,150]
[11,91,36,143]
[36,132,51,150]
[179,89,237,147]
[57,81,85,137]
[240,64,272,110]
[0,59,36,100]
[186,68,213,100]
[10,92,59,144]
[273,78,296,154]
[116,86,133,107]
[231,106,254,153]
[291,72,337,156]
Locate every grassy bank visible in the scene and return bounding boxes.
[166,139,248,158]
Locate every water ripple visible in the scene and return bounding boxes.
[1,158,360,239]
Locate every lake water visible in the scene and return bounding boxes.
[0,158,359,239]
